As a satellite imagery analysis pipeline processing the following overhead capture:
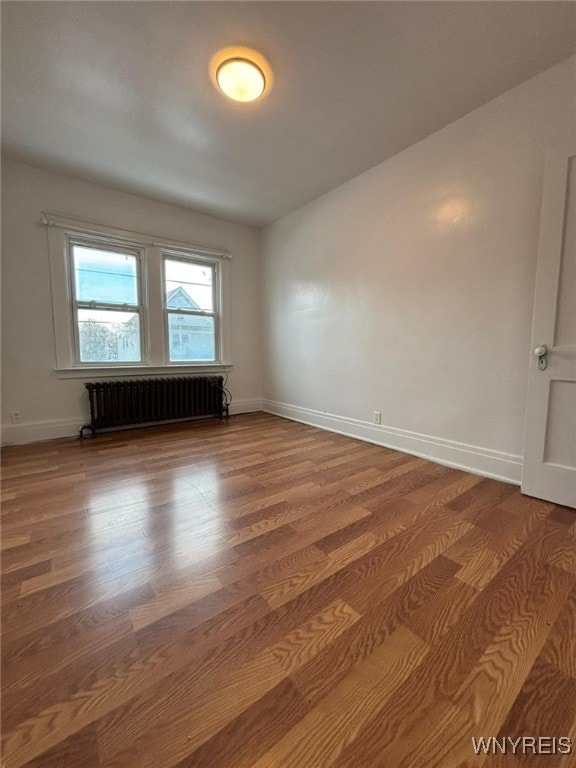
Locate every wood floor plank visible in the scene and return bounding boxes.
[268,598,360,674]
[251,625,428,768]
[404,575,479,646]
[18,724,99,768]
[260,531,379,609]
[539,580,576,679]
[496,657,576,768]
[2,630,140,738]
[1,560,52,593]
[294,529,568,768]
[1,413,574,768]
[1,534,31,552]
[168,679,312,768]
[291,554,460,707]
[1,606,137,694]
[339,512,473,615]
[446,477,519,519]
[128,573,223,632]
[95,648,285,765]
[451,563,575,733]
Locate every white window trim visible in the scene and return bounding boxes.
[53,364,233,380]
[43,212,233,376]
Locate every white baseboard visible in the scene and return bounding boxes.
[229,398,264,415]
[263,399,522,485]
[1,418,83,446]
[1,399,264,446]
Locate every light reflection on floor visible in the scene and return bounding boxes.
[84,464,228,591]
[160,473,227,570]
[86,477,152,589]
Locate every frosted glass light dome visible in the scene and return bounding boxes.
[216,58,266,102]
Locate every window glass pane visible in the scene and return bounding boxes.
[73,245,139,305]
[167,313,215,361]
[164,258,214,311]
[78,309,141,363]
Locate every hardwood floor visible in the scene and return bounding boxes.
[1,412,575,768]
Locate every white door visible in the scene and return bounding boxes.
[522,142,576,508]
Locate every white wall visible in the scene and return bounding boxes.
[262,57,576,484]
[1,160,263,443]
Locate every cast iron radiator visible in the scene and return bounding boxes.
[80,376,228,437]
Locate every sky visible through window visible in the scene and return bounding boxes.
[73,246,139,305]
[73,247,214,310]
[164,258,213,311]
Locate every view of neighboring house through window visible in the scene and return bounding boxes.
[163,256,217,362]
[71,241,142,363]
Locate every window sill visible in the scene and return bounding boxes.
[54,364,233,380]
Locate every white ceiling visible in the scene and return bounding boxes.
[2,1,575,227]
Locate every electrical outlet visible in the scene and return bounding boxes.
[373,410,381,425]
[11,411,22,423]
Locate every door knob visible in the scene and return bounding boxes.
[534,344,547,370]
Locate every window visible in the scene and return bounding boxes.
[163,255,217,362]
[44,213,231,375]
[70,240,144,364]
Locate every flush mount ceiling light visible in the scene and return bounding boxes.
[211,47,272,103]
[217,58,265,102]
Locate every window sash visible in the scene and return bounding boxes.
[68,237,147,366]
[164,308,216,319]
[75,301,142,311]
[69,237,142,306]
[165,311,218,362]
[75,306,145,365]
[163,254,217,312]
[162,253,220,363]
